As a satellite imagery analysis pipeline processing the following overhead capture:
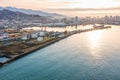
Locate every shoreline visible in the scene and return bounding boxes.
[0,26,111,67]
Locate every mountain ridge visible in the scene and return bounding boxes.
[0,6,66,18]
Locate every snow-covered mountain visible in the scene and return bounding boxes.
[0,7,65,18]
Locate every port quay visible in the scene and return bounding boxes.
[0,24,111,67]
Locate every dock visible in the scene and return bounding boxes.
[0,26,111,67]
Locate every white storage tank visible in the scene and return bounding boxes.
[0,32,9,40]
[37,37,43,42]
[31,32,38,39]
[21,33,30,40]
[39,31,45,37]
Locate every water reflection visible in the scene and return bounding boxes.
[22,25,93,32]
[87,30,102,59]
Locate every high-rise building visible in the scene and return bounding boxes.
[74,16,79,26]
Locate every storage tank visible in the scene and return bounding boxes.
[37,37,43,42]
[39,31,45,37]
[21,33,30,40]
[31,32,38,39]
[21,34,28,40]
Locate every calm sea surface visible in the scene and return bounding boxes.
[0,25,120,80]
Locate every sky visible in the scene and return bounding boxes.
[0,0,120,17]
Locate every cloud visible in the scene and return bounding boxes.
[48,7,120,11]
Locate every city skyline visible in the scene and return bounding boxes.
[0,0,120,17]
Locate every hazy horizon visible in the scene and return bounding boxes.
[0,0,120,17]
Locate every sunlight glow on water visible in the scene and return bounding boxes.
[87,30,102,59]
